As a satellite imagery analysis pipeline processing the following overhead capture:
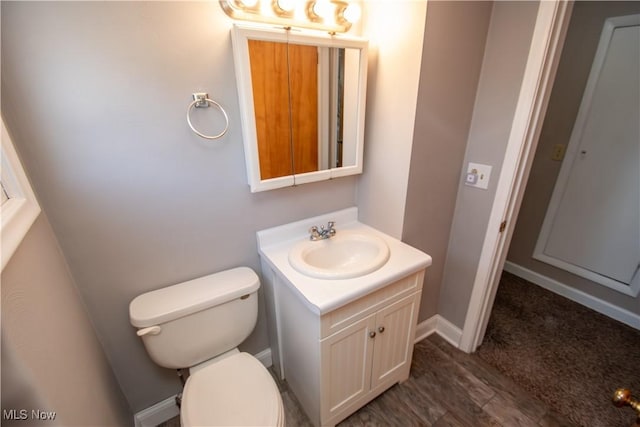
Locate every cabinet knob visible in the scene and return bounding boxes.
[369,331,376,338]
[378,326,385,333]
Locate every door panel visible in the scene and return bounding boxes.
[536,15,640,294]
[545,23,639,284]
[320,315,375,420]
[370,294,418,389]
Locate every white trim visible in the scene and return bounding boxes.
[1,117,41,271]
[459,1,572,353]
[133,348,274,427]
[504,261,640,330]
[253,347,273,368]
[133,395,180,427]
[533,253,639,297]
[434,316,463,348]
[414,315,463,349]
[414,315,438,342]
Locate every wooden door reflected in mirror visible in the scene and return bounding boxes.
[248,40,318,180]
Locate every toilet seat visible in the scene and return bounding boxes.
[181,352,284,427]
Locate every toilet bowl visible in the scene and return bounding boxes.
[181,352,283,426]
[129,267,284,426]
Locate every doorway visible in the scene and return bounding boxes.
[460,0,640,352]
[461,3,640,424]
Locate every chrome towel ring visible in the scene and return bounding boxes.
[187,93,229,140]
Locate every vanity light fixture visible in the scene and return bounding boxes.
[309,0,334,20]
[275,0,296,14]
[219,0,360,33]
[341,2,361,24]
[238,0,259,7]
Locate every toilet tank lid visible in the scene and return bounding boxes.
[129,267,259,328]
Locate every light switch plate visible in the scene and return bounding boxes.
[465,162,492,190]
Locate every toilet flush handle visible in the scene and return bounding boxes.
[137,325,162,337]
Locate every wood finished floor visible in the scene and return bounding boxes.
[158,334,572,427]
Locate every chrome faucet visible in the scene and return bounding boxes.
[308,221,336,241]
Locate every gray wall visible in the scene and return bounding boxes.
[438,1,540,328]
[1,1,357,412]
[1,215,131,426]
[403,1,493,322]
[507,1,640,314]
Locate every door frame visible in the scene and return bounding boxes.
[458,0,574,353]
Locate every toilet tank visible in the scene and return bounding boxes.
[129,267,260,369]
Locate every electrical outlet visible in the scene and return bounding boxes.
[465,162,492,190]
[551,144,566,161]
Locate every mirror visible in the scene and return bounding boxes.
[231,25,368,192]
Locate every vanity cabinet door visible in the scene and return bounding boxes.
[370,293,419,390]
[320,292,421,425]
[320,315,376,422]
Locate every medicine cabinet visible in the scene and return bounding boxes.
[231,25,368,192]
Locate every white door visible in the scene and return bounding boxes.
[536,15,640,294]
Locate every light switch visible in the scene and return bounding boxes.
[465,171,478,184]
[465,162,492,190]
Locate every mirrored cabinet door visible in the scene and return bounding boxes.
[247,39,294,180]
[232,25,368,192]
[288,42,320,175]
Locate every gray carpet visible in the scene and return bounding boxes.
[476,272,640,427]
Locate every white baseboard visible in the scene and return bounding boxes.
[134,395,179,427]
[254,347,273,368]
[435,315,463,347]
[504,261,640,329]
[414,315,463,348]
[133,348,273,427]
[414,315,438,342]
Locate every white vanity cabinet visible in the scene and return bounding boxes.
[257,208,432,427]
[264,265,424,427]
[320,287,421,424]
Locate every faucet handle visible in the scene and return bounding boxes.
[327,221,336,237]
[308,222,335,240]
[308,226,321,240]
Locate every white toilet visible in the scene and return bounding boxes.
[129,267,284,426]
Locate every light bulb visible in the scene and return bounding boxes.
[277,0,296,13]
[312,0,333,19]
[342,3,361,23]
[238,0,259,8]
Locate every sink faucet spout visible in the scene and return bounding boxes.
[309,221,336,241]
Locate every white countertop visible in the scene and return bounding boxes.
[257,207,432,315]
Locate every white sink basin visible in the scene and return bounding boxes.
[288,231,390,279]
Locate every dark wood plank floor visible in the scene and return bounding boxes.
[159,333,573,426]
